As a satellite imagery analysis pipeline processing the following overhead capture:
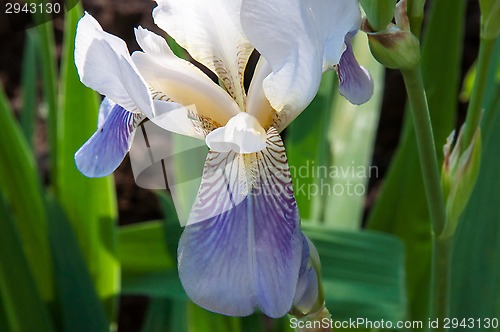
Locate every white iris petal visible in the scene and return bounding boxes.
[241,0,362,128]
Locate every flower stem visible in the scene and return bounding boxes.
[461,37,495,150]
[401,66,448,325]
[401,67,446,235]
[430,237,452,331]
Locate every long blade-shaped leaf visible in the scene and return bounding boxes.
[119,221,175,274]
[450,95,500,320]
[143,298,188,332]
[0,87,53,301]
[35,20,58,181]
[303,225,406,323]
[20,30,39,147]
[57,5,119,319]
[187,302,241,332]
[0,194,55,332]
[47,196,109,332]
[120,214,184,300]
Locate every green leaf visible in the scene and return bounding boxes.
[122,271,186,300]
[47,196,109,332]
[119,221,175,273]
[0,87,53,301]
[20,30,39,147]
[35,21,58,181]
[450,86,500,320]
[285,71,336,221]
[187,302,241,332]
[478,38,500,139]
[323,33,384,229]
[119,219,185,300]
[366,0,466,322]
[303,224,406,323]
[56,5,119,320]
[143,298,188,332]
[0,194,55,332]
[157,191,184,257]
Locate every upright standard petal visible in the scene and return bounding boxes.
[337,36,374,105]
[246,57,276,130]
[178,128,303,318]
[241,0,361,128]
[134,26,242,135]
[132,48,240,129]
[75,99,144,177]
[153,0,253,110]
[75,13,154,117]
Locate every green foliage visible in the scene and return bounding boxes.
[47,197,109,332]
[303,225,406,323]
[0,87,53,301]
[0,195,55,332]
[57,5,119,319]
[323,34,384,229]
[450,36,500,322]
[20,30,39,146]
[367,0,467,322]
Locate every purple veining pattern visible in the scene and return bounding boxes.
[75,99,143,178]
[178,127,304,318]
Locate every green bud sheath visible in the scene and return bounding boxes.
[360,0,397,32]
[362,0,421,71]
[440,127,482,239]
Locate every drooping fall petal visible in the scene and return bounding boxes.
[337,36,374,105]
[75,99,144,177]
[178,128,303,317]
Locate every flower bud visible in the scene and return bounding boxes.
[362,0,420,71]
[440,126,482,239]
[360,0,397,32]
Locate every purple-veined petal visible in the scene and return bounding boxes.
[241,0,361,129]
[178,127,303,318]
[75,13,154,117]
[75,99,144,177]
[337,36,374,105]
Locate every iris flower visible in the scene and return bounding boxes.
[74,0,372,318]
